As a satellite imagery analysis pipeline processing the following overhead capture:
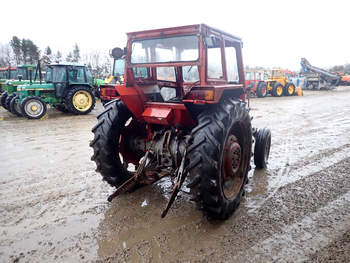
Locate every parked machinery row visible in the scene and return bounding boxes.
[244,68,298,98]
[0,63,97,119]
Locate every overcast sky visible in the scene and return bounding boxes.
[2,0,349,70]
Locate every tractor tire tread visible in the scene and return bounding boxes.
[186,98,252,219]
[90,99,133,187]
[65,86,96,115]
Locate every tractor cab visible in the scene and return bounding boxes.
[0,68,8,80]
[45,63,93,98]
[112,24,246,126]
[16,65,37,81]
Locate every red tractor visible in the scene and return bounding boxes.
[245,69,268,98]
[90,24,271,220]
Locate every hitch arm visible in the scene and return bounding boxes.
[161,148,188,218]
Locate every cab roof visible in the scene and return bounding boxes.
[18,64,36,68]
[48,62,86,67]
[127,24,242,44]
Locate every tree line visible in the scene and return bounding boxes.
[0,36,112,79]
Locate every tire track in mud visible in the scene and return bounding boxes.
[233,191,350,262]
[93,157,350,262]
[247,144,350,212]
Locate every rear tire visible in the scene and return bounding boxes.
[284,83,295,96]
[20,96,47,119]
[65,86,95,115]
[272,83,283,97]
[256,82,268,98]
[9,95,22,117]
[1,92,8,109]
[90,99,133,187]
[254,128,271,169]
[186,99,252,219]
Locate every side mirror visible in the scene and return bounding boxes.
[111,47,125,59]
[17,75,23,81]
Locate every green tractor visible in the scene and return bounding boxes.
[0,66,17,93]
[11,63,96,119]
[1,64,39,110]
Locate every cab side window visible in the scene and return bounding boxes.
[68,67,85,83]
[207,36,223,79]
[225,41,239,83]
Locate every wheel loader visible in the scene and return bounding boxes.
[90,24,271,220]
[266,69,296,96]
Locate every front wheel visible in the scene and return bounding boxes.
[256,82,268,98]
[1,92,8,109]
[9,95,22,117]
[272,83,284,97]
[284,83,295,96]
[254,128,271,169]
[20,96,47,119]
[5,93,16,111]
[66,86,95,115]
[186,99,252,219]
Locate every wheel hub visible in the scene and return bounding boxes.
[277,86,283,95]
[222,135,243,199]
[25,100,43,117]
[288,86,294,94]
[73,91,92,111]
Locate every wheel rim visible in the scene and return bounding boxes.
[288,85,294,94]
[72,90,92,111]
[277,86,283,95]
[25,99,44,117]
[262,86,267,96]
[221,134,244,200]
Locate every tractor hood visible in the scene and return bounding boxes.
[17,83,55,91]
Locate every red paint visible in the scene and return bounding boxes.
[109,24,246,129]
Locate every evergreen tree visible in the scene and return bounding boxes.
[66,52,73,62]
[10,36,22,64]
[55,51,62,62]
[43,46,53,64]
[72,43,80,63]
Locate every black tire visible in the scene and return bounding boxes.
[65,86,96,115]
[101,99,110,107]
[272,83,283,97]
[256,82,268,98]
[1,91,8,109]
[254,128,271,169]
[5,93,16,111]
[284,83,295,96]
[186,99,252,220]
[20,96,47,119]
[54,104,70,113]
[9,95,22,117]
[90,99,133,187]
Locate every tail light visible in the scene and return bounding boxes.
[100,86,119,97]
[184,88,214,101]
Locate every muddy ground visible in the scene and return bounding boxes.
[0,87,349,262]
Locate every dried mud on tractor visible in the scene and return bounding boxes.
[90,24,271,220]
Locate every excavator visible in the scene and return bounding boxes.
[300,58,341,90]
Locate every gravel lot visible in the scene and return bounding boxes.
[1,87,349,262]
